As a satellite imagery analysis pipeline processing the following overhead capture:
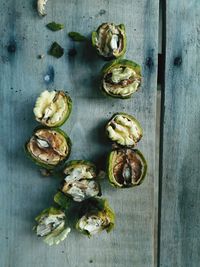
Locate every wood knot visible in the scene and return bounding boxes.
[7,41,17,53]
[174,56,182,66]
[145,57,154,69]
[68,48,77,57]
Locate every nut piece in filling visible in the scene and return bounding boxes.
[92,23,126,59]
[34,90,72,127]
[61,160,101,202]
[34,207,71,246]
[108,148,147,188]
[106,113,143,147]
[25,128,71,169]
[76,198,115,236]
[101,59,141,98]
[37,0,48,16]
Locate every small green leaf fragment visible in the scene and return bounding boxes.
[68,32,87,42]
[49,42,64,58]
[46,22,64,31]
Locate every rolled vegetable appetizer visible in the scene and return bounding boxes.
[101,59,141,98]
[106,113,143,147]
[92,23,126,59]
[60,160,101,202]
[108,148,147,188]
[76,198,115,236]
[25,127,71,169]
[33,90,72,127]
[33,207,71,246]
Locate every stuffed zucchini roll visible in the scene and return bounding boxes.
[101,59,141,98]
[92,23,126,59]
[25,127,71,170]
[106,113,143,147]
[108,148,147,188]
[33,207,71,246]
[34,90,72,127]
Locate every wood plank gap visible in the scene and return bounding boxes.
[157,0,167,266]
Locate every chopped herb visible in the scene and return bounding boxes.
[49,42,64,58]
[46,22,64,31]
[68,32,87,42]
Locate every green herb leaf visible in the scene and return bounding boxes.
[68,32,87,42]
[46,22,64,31]
[49,42,64,58]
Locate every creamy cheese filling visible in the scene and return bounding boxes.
[34,90,67,126]
[78,215,104,235]
[107,115,141,146]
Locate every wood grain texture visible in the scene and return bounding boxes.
[160,1,200,266]
[0,1,159,266]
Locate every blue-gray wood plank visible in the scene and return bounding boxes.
[159,1,200,266]
[0,1,159,266]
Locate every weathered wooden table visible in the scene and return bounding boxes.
[0,1,199,267]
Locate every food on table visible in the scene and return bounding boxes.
[49,42,64,58]
[68,32,87,42]
[46,22,64,31]
[25,127,71,169]
[101,59,141,98]
[107,148,147,188]
[106,113,143,147]
[37,0,48,16]
[92,23,126,59]
[60,160,101,202]
[33,207,71,246]
[33,90,72,127]
[76,198,115,236]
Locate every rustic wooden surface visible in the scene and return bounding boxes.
[0,1,159,267]
[159,1,200,267]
